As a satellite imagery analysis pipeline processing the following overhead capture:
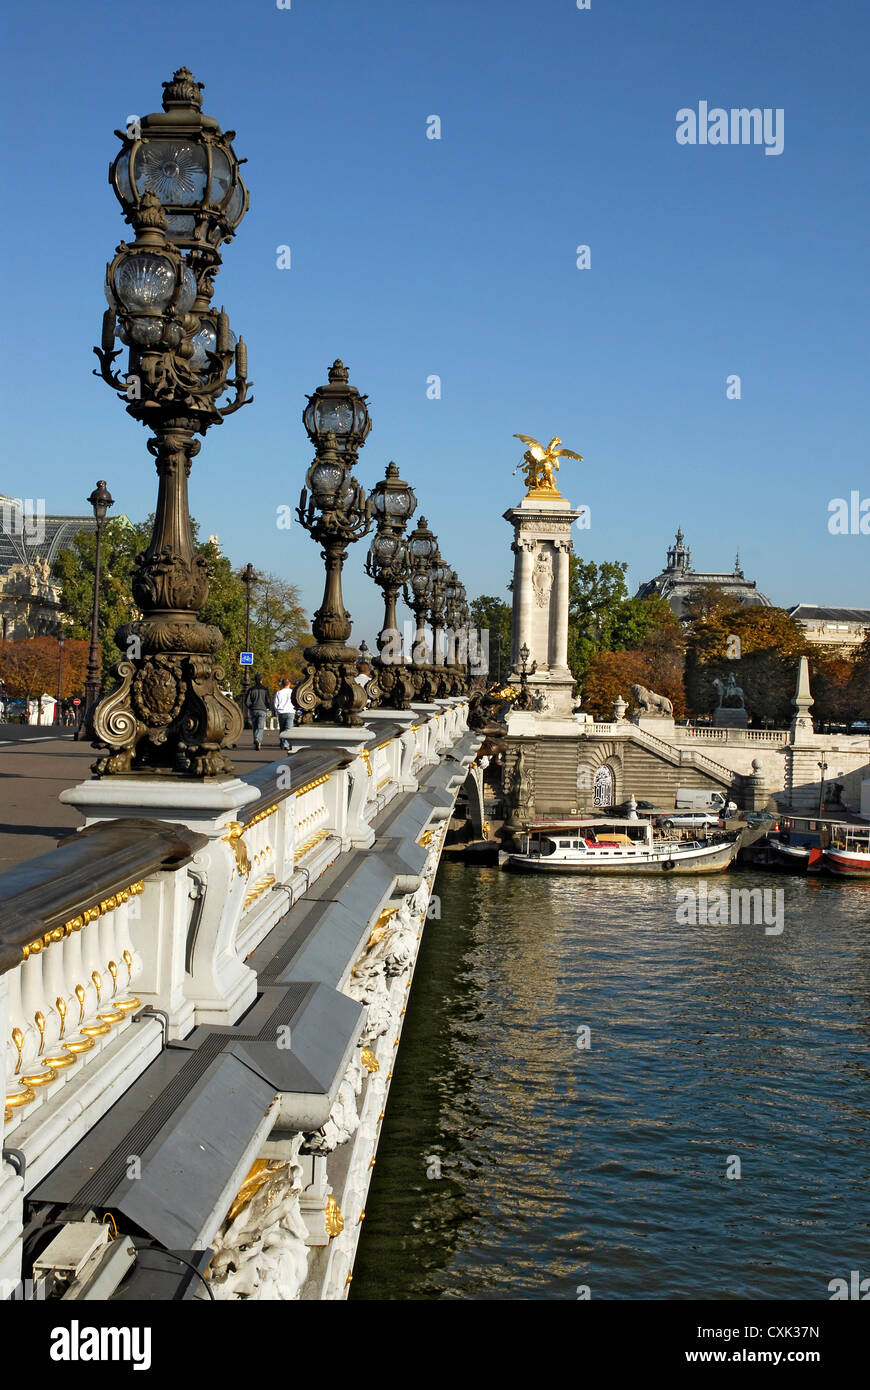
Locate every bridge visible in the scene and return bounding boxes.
[0,700,481,1301]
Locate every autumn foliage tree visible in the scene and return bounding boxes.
[0,637,88,702]
[582,621,687,719]
[683,589,807,724]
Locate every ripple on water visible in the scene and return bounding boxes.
[350,864,870,1300]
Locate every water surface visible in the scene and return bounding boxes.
[352,863,870,1299]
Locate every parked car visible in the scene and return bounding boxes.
[742,810,779,828]
[660,810,723,829]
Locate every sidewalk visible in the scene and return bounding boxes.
[0,735,293,874]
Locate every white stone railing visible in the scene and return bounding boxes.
[1,698,474,1293]
[3,884,145,1140]
[675,726,790,747]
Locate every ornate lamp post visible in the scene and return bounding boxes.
[240,562,259,718]
[56,632,65,724]
[76,479,114,740]
[817,758,828,818]
[513,641,537,711]
[91,69,251,776]
[443,573,470,696]
[427,553,452,698]
[364,462,417,710]
[403,517,438,700]
[292,362,373,725]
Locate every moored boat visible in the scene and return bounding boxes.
[824,827,870,877]
[767,835,825,874]
[505,817,739,875]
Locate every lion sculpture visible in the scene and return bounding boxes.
[630,683,673,718]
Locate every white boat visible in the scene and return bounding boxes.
[505,817,740,875]
[823,827,870,878]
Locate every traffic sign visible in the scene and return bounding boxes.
[239,651,254,666]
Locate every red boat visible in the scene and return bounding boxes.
[824,829,870,878]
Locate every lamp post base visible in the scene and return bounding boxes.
[291,643,368,727]
[90,645,243,778]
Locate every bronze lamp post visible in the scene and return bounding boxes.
[427,554,452,699]
[240,561,259,710]
[91,69,251,776]
[364,462,417,710]
[76,479,114,740]
[292,362,373,725]
[403,516,438,701]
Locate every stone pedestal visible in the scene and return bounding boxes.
[713,708,748,729]
[504,491,583,718]
[59,774,262,1028]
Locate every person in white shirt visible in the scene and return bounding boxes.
[273,678,295,750]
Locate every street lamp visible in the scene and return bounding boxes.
[514,641,538,711]
[292,362,373,725]
[403,517,438,700]
[427,553,452,698]
[239,558,258,728]
[364,461,417,709]
[91,69,251,776]
[56,632,65,725]
[76,479,114,740]
[817,759,828,818]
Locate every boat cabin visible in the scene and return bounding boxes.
[519,818,654,859]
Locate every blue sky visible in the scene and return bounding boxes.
[2,0,867,643]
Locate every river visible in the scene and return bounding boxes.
[351,861,870,1300]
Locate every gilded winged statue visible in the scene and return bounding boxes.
[513,434,583,494]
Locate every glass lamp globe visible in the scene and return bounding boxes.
[109,69,249,252]
[114,253,176,312]
[187,321,236,372]
[373,462,416,525]
[408,517,436,563]
[303,360,371,456]
[411,570,430,600]
[310,459,345,501]
[374,532,400,563]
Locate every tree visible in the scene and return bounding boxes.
[684,596,807,723]
[0,637,88,702]
[247,572,312,688]
[851,634,870,720]
[469,594,512,683]
[809,651,857,728]
[582,650,652,717]
[52,518,149,685]
[567,556,682,690]
[53,524,311,695]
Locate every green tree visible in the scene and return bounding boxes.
[53,523,310,695]
[567,557,680,689]
[248,572,312,689]
[51,518,148,686]
[469,594,512,683]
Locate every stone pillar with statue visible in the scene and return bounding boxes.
[504,433,584,719]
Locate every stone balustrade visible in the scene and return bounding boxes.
[675,726,790,746]
[0,698,476,1298]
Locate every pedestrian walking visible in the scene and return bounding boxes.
[273,678,295,751]
[244,673,271,749]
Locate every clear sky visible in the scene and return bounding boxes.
[2,0,867,644]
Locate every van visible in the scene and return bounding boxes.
[676,788,727,812]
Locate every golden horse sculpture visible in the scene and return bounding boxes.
[513,434,583,496]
